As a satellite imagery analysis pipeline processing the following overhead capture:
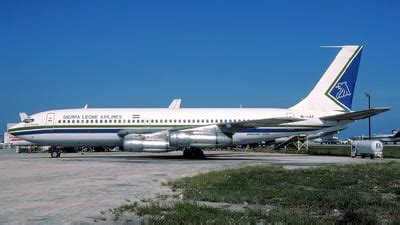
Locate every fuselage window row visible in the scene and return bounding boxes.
[56,118,249,125]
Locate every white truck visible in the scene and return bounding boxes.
[351,140,383,159]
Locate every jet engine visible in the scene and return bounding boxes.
[123,134,170,152]
[122,131,233,152]
[169,132,232,148]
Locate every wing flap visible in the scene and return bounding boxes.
[320,107,390,121]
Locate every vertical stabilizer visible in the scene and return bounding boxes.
[168,99,182,109]
[291,45,363,112]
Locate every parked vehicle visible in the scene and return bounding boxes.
[351,140,383,159]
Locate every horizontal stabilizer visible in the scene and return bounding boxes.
[320,107,390,121]
[219,117,304,133]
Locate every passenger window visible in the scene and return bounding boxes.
[118,120,121,123]
[100,120,103,123]
[91,120,94,123]
[128,120,131,123]
[206,120,209,123]
[67,120,70,123]
[201,119,204,123]
[174,120,176,123]
[81,120,84,123]
[104,120,107,123]
[95,120,98,123]
[58,120,61,123]
[123,119,126,123]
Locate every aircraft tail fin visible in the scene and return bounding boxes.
[291,45,363,112]
[19,113,28,122]
[168,99,182,109]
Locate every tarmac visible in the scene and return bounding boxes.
[0,149,398,224]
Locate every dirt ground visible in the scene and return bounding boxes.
[0,149,396,224]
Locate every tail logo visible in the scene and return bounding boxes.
[334,82,352,99]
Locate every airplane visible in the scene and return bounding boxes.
[7,45,389,158]
[351,130,400,144]
[372,130,400,144]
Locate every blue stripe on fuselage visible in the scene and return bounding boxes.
[11,127,319,136]
[12,129,121,136]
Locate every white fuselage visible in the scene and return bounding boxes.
[8,108,347,148]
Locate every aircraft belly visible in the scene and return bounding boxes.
[232,131,313,145]
[20,133,121,147]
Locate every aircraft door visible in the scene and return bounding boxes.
[286,113,295,118]
[46,113,55,126]
[286,113,295,131]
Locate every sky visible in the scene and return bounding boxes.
[1,0,399,138]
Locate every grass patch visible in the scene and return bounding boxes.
[308,145,400,158]
[105,163,400,224]
[307,145,351,156]
[169,162,400,224]
[249,144,400,158]
[109,201,336,224]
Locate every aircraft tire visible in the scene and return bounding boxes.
[50,149,61,158]
[194,148,205,159]
[183,148,205,159]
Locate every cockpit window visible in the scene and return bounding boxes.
[23,117,34,123]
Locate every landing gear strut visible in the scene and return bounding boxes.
[50,147,61,158]
[183,148,206,159]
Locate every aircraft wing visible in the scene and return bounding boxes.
[320,107,390,121]
[218,117,304,133]
[118,117,303,137]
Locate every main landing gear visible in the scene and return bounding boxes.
[183,148,206,159]
[49,147,61,158]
